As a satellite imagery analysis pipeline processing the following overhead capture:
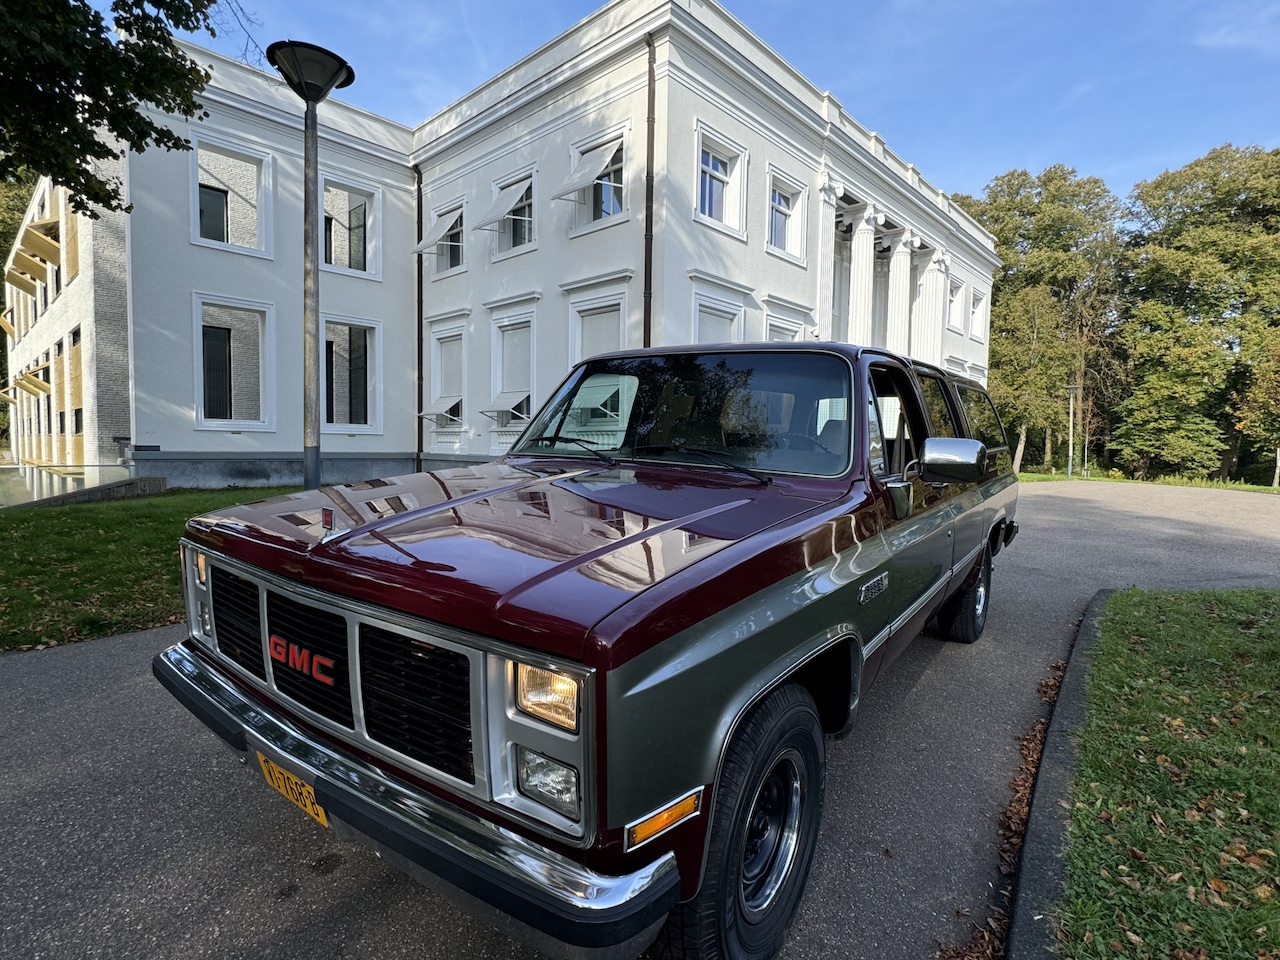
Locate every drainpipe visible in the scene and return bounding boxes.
[414,163,424,473]
[643,32,656,348]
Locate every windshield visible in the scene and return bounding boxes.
[511,351,853,477]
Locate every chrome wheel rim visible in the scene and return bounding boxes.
[974,559,989,622]
[739,750,803,919]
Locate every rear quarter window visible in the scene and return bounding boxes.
[956,385,1008,450]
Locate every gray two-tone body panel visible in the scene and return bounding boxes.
[603,512,893,829]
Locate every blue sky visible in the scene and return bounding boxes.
[182,0,1280,200]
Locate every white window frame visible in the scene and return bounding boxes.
[320,313,383,435]
[569,290,627,363]
[191,292,275,431]
[489,309,535,418]
[425,198,467,280]
[692,291,744,344]
[946,278,966,333]
[694,122,748,240]
[189,136,274,259]
[970,288,988,343]
[426,313,468,426]
[319,172,382,280]
[563,126,630,237]
[477,165,538,262]
[765,166,807,264]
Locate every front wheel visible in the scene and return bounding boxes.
[658,684,825,960]
[938,545,991,644]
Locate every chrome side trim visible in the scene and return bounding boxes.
[863,626,891,658]
[889,574,951,636]
[953,540,985,578]
[155,643,674,960]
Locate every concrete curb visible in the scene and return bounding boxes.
[1005,588,1117,959]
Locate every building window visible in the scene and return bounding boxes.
[593,146,624,221]
[573,300,623,362]
[322,179,377,274]
[426,327,465,426]
[970,289,987,342]
[699,148,730,222]
[193,141,270,254]
[695,301,739,344]
[323,318,379,431]
[766,169,806,260]
[768,186,791,250]
[431,207,465,276]
[694,124,746,235]
[484,314,533,428]
[198,184,229,243]
[73,408,83,435]
[947,278,966,332]
[194,296,273,429]
[766,318,803,342]
[202,325,234,420]
[474,174,536,258]
[504,184,534,251]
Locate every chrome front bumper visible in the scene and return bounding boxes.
[153,643,678,960]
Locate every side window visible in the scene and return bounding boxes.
[867,365,928,479]
[957,385,1008,450]
[918,374,960,438]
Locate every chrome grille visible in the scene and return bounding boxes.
[204,564,475,786]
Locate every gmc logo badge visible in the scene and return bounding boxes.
[269,635,336,686]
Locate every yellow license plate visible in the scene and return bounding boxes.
[257,752,329,828]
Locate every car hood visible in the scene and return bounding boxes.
[187,461,838,660]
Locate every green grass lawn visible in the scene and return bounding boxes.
[1017,472,1279,494]
[0,487,295,651]
[1056,589,1280,958]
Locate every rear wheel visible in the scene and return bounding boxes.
[658,684,825,960]
[939,545,991,644]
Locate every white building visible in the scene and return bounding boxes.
[2,0,998,488]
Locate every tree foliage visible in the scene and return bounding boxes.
[0,1,220,215]
[1121,145,1280,480]
[954,165,1120,472]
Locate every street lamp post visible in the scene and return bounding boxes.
[266,41,355,490]
[1066,384,1079,478]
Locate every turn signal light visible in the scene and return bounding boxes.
[626,789,702,850]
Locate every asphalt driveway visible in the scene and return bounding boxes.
[3,481,1279,960]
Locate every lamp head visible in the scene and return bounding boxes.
[267,40,354,104]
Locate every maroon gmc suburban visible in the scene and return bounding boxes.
[155,342,1018,960]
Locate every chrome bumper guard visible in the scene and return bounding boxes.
[153,643,679,960]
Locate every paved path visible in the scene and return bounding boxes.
[2,482,1278,960]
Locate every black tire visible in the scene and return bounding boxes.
[938,545,991,644]
[657,684,825,960]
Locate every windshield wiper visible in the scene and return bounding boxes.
[631,444,771,485]
[522,435,618,466]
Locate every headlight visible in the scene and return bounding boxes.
[189,548,207,586]
[516,663,578,732]
[516,746,579,820]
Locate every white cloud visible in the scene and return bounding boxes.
[1195,0,1280,53]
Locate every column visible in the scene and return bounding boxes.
[815,173,842,341]
[910,249,948,367]
[846,204,879,346]
[885,230,915,356]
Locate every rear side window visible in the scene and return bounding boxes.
[918,375,959,438]
[956,385,1008,450]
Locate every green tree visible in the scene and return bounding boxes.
[1122,144,1280,479]
[954,165,1121,472]
[1109,302,1229,478]
[1235,330,1280,486]
[0,1,225,215]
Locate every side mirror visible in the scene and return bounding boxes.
[920,437,987,485]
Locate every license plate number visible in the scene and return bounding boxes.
[257,752,329,828]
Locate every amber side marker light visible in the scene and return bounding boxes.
[626,789,702,850]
